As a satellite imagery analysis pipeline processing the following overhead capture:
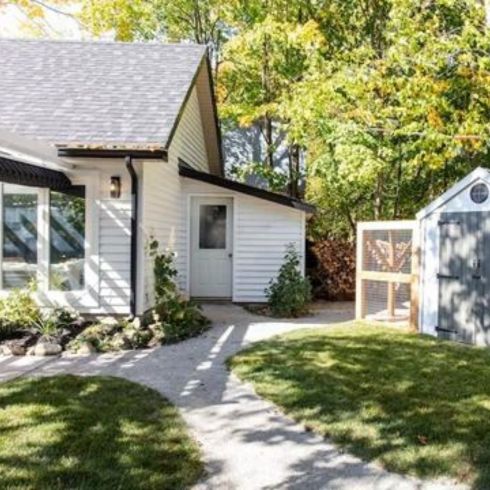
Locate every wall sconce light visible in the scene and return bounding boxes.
[110,176,121,198]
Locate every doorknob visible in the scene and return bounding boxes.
[228,253,233,258]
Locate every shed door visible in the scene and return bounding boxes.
[437,212,485,343]
[190,197,233,298]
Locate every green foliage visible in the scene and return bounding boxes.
[147,238,209,344]
[68,317,151,353]
[266,244,312,317]
[0,288,41,339]
[34,307,79,341]
[230,161,289,193]
[284,0,490,237]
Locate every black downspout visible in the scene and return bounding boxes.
[126,156,138,317]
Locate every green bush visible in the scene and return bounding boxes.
[266,244,312,318]
[147,238,209,344]
[0,288,42,339]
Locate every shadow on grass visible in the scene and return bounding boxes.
[0,375,203,490]
[229,324,490,488]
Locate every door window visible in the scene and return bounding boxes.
[199,205,227,249]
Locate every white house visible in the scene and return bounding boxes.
[0,39,313,316]
[417,167,490,346]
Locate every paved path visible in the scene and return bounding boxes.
[0,303,464,490]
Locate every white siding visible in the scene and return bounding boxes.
[92,166,132,314]
[140,159,186,311]
[182,179,305,302]
[139,88,211,310]
[170,87,208,172]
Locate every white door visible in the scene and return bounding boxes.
[190,197,233,298]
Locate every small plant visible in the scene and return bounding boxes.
[266,244,312,317]
[33,307,78,341]
[147,238,209,344]
[0,287,42,339]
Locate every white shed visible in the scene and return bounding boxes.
[417,167,490,346]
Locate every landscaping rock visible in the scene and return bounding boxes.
[77,341,97,355]
[4,333,38,356]
[0,344,13,356]
[34,341,62,356]
[26,346,36,356]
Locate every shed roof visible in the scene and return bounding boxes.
[178,161,315,214]
[416,167,490,220]
[0,38,206,149]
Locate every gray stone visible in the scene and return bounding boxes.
[0,344,12,356]
[34,341,62,356]
[26,346,36,356]
[77,342,97,355]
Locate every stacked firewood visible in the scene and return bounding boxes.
[306,239,355,300]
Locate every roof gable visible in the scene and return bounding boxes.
[0,39,206,148]
[417,167,490,220]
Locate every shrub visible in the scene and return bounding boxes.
[266,244,312,318]
[0,288,42,339]
[147,238,209,344]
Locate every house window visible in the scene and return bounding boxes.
[0,183,86,292]
[2,185,38,289]
[49,189,86,291]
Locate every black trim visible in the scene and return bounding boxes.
[0,155,72,190]
[178,160,315,213]
[57,148,167,160]
[435,326,457,334]
[126,156,138,317]
[437,273,459,280]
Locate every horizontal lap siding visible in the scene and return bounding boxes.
[141,161,186,310]
[182,179,305,302]
[141,87,209,311]
[234,196,303,302]
[97,171,132,314]
[171,88,208,172]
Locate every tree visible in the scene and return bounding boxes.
[219,17,323,195]
[79,0,227,78]
[285,0,490,237]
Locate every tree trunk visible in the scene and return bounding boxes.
[288,143,301,197]
[263,116,274,168]
[373,173,384,220]
[262,33,274,168]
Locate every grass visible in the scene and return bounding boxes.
[0,375,203,489]
[228,323,490,488]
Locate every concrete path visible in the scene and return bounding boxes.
[0,303,464,490]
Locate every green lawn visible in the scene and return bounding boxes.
[228,323,490,488]
[0,375,203,489]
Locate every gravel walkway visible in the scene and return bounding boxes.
[0,303,464,490]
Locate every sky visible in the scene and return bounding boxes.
[0,2,84,39]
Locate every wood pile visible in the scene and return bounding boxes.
[307,238,355,300]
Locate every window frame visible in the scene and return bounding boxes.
[0,173,100,309]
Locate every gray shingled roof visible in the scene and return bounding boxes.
[0,39,206,147]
